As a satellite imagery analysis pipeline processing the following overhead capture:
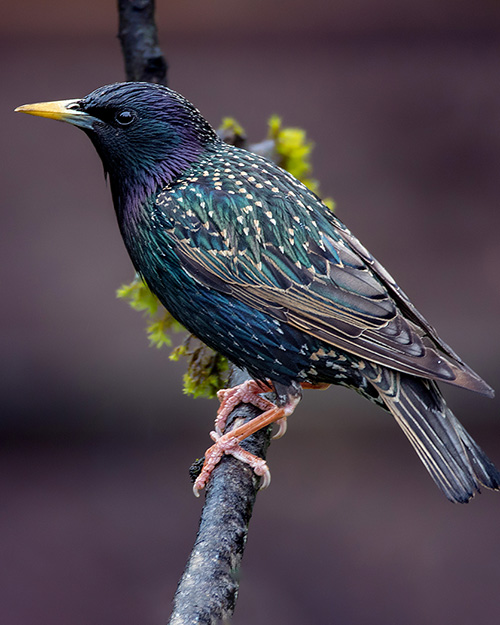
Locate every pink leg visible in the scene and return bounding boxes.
[193,390,301,497]
[214,379,275,435]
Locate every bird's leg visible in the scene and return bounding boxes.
[215,379,275,435]
[193,385,301,497]
[215,379,291,439]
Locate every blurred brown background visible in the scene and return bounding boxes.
[2,1,500,624]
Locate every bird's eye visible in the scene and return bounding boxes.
[114,110,135,126]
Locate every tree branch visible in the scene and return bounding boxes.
[116,3,270,622]
[170,368,272,625]
[118,0,168,85]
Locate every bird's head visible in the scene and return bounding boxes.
[16,82,219,213]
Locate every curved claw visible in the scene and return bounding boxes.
[192,430,271,496]
[193,482,202,498]
[258,465,271,490]
[272,417,288,440]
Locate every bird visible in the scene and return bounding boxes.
[16,81,500,502]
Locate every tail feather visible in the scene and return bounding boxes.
[447,414,500,492]
[365,368,500,503]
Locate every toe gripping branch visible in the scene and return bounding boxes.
[192,379,302,496]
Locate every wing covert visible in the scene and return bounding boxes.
[151,155,492,394]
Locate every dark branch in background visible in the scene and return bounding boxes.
[118,0,168,84]
[116,2,270,622]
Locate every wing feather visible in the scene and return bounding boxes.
[155,158,492,395]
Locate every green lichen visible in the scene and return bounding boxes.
[268,115,335,210]
[219,117,246,139]
[116,275,183,347]
[218,117,247,147]
[117,275,225,397]
[117,116,333,398]
[170,338,229,399]
[116,276,159,316]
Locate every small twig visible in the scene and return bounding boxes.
[116,2,271,622]
[118,0,168,85]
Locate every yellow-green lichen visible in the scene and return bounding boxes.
[268,115,335,210]
[117,275,226,398]
[219,117,246,139]
[170,338,229,399]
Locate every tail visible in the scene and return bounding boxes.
[365,368,500,503]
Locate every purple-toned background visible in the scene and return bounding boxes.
[2,2,500,624]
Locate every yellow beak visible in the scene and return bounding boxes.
[15,98,96,129]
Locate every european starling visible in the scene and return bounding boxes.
[16,82,500,502]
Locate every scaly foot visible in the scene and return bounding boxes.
[193,385,301,496]
[193,428,271,496]
[215,379,275,435]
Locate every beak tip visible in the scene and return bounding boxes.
[13,99,91,128]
